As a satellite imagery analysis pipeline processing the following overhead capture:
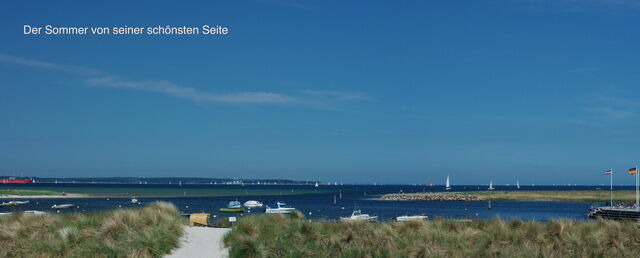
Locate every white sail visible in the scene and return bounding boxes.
[516,180,520,189]
[445,176,451,190]
[488,181,494,190]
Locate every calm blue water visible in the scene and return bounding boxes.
[1,183,629,221]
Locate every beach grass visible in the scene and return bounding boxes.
[0,201,184,257]
[0,189,62,196]
[467,190,638,202]
[224,214,640,257]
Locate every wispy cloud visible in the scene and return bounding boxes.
[0,54,368,106]
[577,94,640,121]
[0,54,103,76]
[86,76,296,104]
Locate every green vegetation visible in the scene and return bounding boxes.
[0,189,62,196]
[468,190,637,202]
[0,202,184,257]
[224,214,640,257]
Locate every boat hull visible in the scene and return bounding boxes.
[265,208,295,214]
[219,208,244,213]
[1,179,33,183]
[396,215,428,221]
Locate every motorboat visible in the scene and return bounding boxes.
[340,210,378,221]
[131,198,139,204]
[0,200,29,206]
[265,202,296,214]
[396,214,428,221]
[243,200,263,208]
[23,210,46,215]
[219,201,244,213]
[51,204,75,209]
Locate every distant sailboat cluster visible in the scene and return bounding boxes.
[442,176,520,191]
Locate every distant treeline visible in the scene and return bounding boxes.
[2,176,319,185]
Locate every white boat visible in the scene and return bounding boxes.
[488,181,495,190]
[516,180,520,189]
[315,182,319,187]
[131,198,139,204]
[243,200,263,208]
[265,202,296,214]
[397,214,428,221]
[0,212,12,216]
[445,176,451,190]
[23,210,46,215]
[51,204,74,209]
[0,200,29,206]
[340,210,378,221]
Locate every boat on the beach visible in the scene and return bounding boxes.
[23,210,46,215]
[243,200,263,208]
[219,201,244,213]
[340,210,378,221]
[51,204,74,209]
[0,200,29,206]
[445,176,451,190]
[265,202,296,214]
[396,214,428,221]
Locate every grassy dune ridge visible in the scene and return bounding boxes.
[0,189,62,196]
[468,190,638,202]
[224,213,640,257]
[0,201,184,257]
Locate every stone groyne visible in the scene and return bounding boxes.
[379,192,482,201]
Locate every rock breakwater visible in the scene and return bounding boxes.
[379,192,482,201]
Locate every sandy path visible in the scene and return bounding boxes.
[167,227,231,258]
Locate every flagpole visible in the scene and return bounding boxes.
[636,165,638,210]
[610,168,613,207]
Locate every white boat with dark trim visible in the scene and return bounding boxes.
[23,210,46,215]
[0,200,29,206]
[396,214,428,221]
[265,202,296,214]
[340,210,378,221]
[243,200,263,208]
[51,204,74,209]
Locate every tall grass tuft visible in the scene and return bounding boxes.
[0,201,184,257]
[224,215,640,257]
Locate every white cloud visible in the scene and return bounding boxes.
[0,54,367,106]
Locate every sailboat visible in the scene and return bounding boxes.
[445,176,451,190]
[315,182,319,187]
[516,180,520,189]
[488,181,495,190]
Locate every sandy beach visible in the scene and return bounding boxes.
[167,226,231,258]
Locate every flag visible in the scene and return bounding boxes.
[629,168,638,174]
[604,169,613,175]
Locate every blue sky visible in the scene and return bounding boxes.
[1,0,639,184]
